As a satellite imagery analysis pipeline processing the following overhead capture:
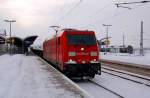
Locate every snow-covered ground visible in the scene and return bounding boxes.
[77,81,120,98]
[0,54,90,98]
[78,72,150,98]
[78,50,150,98]
[1,53,150,98]
[100,50,150,66]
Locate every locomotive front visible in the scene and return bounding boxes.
[63,30,101,78]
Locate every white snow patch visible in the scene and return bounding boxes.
[100,51,150,66]
[0,54,90,98]
[92,73,150,98]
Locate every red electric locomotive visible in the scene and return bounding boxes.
[43,29,101,78]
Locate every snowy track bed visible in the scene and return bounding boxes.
[89,80,124,98]
[76,70,150,98]
[100,52,150,77]
[102,66,150,87]
[101,60,150,77]
[76,80,122,98]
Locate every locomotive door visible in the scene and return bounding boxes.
[57,37,60,65]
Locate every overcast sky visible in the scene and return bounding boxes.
[0,0,150,47]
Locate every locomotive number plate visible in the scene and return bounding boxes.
[77,52,89,56]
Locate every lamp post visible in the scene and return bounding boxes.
[4,19,16,55]
[103,24,112,54]
[49,26,60,64]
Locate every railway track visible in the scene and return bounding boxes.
[32,50,150,98]
[89,79,124,98]
[101,66,150,87]
[101,59,150,77]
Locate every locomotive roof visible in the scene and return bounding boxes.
[57,29,94,37]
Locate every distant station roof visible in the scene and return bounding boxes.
[6,35,38,47]
[23,35,38,47]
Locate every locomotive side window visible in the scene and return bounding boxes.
[67,34,96,45]
[58,37,60,45]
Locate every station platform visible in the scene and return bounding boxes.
[0,54,90,98]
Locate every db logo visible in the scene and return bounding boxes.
[77,52,89,56]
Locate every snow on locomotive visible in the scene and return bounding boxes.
[43,29,101,78]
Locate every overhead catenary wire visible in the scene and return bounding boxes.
[88,0,116,19]
[54,0,83,25]
[94,3,149,40]
[54,0,118,29]
[116,0,150,5]
[54,0,114,28]
[81,2,148,29]
[115,0,150,9]
[71,0,116,28]
[54,1,71,19]
[53,0,149,32]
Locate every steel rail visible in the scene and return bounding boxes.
[101,69,150,87]
[102,66,150,81]
[89,79,124,98]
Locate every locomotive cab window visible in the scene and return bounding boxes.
[67,34,96,45]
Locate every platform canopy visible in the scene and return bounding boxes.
[23,35,38,47]
[6,35,38,48]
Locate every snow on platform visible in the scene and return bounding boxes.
[0,54,90,98]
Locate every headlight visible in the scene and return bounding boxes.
[68,52,76,56]
[65,59,77,64]
[90,51,97,56]
[93,59,96,62]
[90,59,99,63]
